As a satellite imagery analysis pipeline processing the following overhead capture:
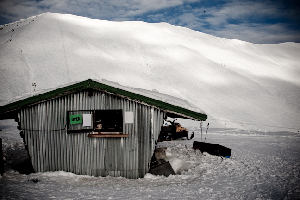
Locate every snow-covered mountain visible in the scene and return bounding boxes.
[0,13,299,132]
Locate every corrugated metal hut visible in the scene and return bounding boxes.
[0,79,207,179]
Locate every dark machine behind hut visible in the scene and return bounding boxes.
[158,119,194,141]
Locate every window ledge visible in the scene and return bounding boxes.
[88,133,129,138]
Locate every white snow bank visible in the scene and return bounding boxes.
[164,145,189,174]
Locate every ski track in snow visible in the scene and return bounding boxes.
[0,121,299,199]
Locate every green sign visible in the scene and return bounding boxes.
[69,114,82,124]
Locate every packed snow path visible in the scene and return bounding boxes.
[0,121,299,199]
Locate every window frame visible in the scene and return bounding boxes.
[67,109,125,136]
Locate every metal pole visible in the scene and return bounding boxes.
[200,121,202,141]
[204,123,209,142]
[0,138,4,175]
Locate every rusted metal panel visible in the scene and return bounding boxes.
[18,90,164,178]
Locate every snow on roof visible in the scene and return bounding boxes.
[0,79,207,121]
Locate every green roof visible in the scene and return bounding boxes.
[0,79,207,121]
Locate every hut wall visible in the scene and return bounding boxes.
[18,90,164,179]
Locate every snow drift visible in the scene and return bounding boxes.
[0,13,299,131]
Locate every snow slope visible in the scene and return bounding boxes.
[0,13,299,131]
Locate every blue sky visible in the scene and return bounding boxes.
[0,0,299,44]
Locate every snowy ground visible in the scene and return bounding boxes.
[0,120,299,199]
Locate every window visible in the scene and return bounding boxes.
[67,110,94,133]
[67,110,125,136]
[94,110,123,133]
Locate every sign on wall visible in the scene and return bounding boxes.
[82,114,92,126]
[125,111,134,123]
[69,114,83,124]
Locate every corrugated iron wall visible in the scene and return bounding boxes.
[18,90,164,179]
